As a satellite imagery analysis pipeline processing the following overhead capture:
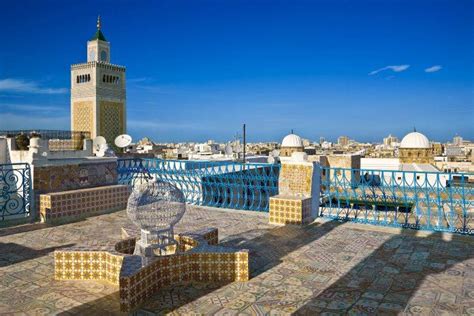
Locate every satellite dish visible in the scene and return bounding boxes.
[271,149,280,157]
[234,144,242,154]
[115,134,132,148]
[93,136,107,152]
[225,143,233,156]
[96,143,107,157]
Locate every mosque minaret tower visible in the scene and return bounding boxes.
[71,16,126,145]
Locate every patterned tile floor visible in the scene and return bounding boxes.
[0,206,473,315]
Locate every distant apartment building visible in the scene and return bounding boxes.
[383,134,399,147]
[337,136,349,147]
[453,135,463,146]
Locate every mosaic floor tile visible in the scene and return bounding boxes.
[0,206,473,314]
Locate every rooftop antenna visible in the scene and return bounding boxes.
[224,143,233,156]
[243,123,246,164]
[97,15,101,30]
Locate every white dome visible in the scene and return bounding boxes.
[400,132,430,149]
[281,133,303,148]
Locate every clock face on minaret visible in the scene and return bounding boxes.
[100,50,108,62]
[89,49,96,61]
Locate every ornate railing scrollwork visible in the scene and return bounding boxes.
[0,163,31,221]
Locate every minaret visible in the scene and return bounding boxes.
[71,16,126,145]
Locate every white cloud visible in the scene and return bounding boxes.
[425,65,442,73]
[0,113,69,129]
[0,78,67,94]
[0,103,66,112]
[369,65,410,75]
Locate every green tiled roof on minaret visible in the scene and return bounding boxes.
[90,15,107,41]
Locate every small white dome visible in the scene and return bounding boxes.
[400,131,430,149]
[281,133,303,148]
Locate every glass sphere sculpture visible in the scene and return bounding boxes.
[126,181,186,257]
[127,181,186,231]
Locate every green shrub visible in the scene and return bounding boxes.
[15,134,29,150]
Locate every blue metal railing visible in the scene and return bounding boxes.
[0,163,32,221]
[320,167,474,234]
[117,159,473,234]
[117,158,280,212]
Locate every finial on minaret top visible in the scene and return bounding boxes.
[414,126,417,132]
[97,15,101,30]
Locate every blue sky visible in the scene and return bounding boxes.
[0,0,472,143]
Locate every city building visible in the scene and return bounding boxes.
[71,16,127,145]
[337,136,349,147]
[453,135,463,146]
[383,134,399,147]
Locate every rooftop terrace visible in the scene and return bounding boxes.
[1,206,473,315]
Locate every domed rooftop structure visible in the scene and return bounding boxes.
[281,133,303,148]
[400,131,430,149]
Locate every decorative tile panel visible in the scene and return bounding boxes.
[39,184,130,223]
[269,196,313,225]
[72,101,94,137]
[34,161,118,193]
[269,162,319,225]
[54,227,250,312]
[99,101,125,146]
[278,164,313,196]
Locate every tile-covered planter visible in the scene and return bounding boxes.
[54,226,250,312]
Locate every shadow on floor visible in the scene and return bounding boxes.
[221,220,343,277]
[0,242,74,267]
[0,222,49,237]
[295,231,474,315]
[57,292,123,316]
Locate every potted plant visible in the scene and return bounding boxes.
[15,133,29,150]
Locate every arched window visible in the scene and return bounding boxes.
[76,76,79,83]
[103,75,106,82]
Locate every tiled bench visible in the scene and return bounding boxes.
[39,185,130,223]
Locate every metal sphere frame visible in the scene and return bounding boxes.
[126,180,186,257]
